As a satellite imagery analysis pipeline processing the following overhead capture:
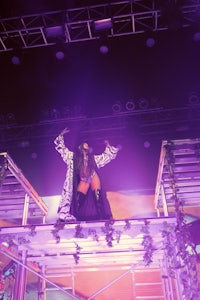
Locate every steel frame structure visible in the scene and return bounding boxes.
[0,142,200,299]
[0,0,200,52]
[1,106,200,150]
[154,138,200,216]
[0,151,48,225]
[0,217,181,300]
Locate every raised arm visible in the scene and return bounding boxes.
[54,128,73,163]
[94,140,121,168]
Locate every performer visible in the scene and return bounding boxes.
[54,127,120,222]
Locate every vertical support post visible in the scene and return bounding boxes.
[173,268,183,300]
[13,250,27,300]
[161,183,168,217]
[131,267,136,300]
[38,265,46,300]
[161,258,174,300]
[22,194,30,225]
[71,271,75,296]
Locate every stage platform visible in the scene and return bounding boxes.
[0,139,200,299]
[0,217,179,300]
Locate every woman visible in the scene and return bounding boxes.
[54,127,120,222]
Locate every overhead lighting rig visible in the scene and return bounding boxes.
[0,0,199,52]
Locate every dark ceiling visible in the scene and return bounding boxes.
[0,0,200,196]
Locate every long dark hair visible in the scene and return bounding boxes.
[73,143,96,178]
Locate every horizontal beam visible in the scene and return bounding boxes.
[0,1,199,52]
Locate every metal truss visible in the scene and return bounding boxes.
[0,106,200,150]
[0,0,200,52]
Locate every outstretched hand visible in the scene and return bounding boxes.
[104,140,110,147]
[104,140,122,151]
[60,127,70,135]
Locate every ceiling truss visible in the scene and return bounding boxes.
[0,0,200,52]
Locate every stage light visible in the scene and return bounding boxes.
[94,18,112,31]
[50,108,60,119]
[99,45,109,54]
[188,93,200,106]
[138,98,149,109]
[146,37,155,48]
[44,26,64,38]
[112,102,122,114]
[6,113,16,123]
[18,141,30,148]
[193,32,200,42]
[144,141,151,148]
[55,50,65,60]
[31,152,38,160]
[11,56,20,65]
[125,101,135,111]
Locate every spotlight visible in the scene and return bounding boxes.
[125,101,135,111]
[55,51,65,60]
[193,32,200,42]
[188,93,200,106]
[94,18,112,31]
[6,113,16,123]
[44,26,64,38]
[99,45,109,54]
[144,141,151,148]
[112,102,122,114]
[11,56,20,65]
[18,141,30,148]
[138,98,149,109]
[31,152,38,160]
[146,37,155,48]
[50,108,60,119]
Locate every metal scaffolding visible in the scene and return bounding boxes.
[0,141,200,299]
[154,138,200,217]
[0,0,200,52]
[0,217,181,300]
[0,151,48,225]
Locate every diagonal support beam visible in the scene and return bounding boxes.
[0,247,80,300]
[87,267,132,300]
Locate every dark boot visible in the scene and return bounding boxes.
[93,189,104,219]
[76,191,86,211]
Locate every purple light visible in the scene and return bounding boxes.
[144,141,151,148]
[146,38,155,48]
[99,45,109,54]
[45,26,64,38]
[94,18,112,31]
[55,51,65,60]
[11,56,20,65]
[193,32,200,42]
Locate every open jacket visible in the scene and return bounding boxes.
[54,133,119,220]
